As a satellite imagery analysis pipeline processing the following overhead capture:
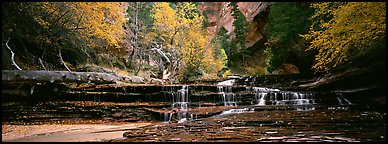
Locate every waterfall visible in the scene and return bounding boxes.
[171,86,189,123]
[217,79,235,86]
[256,92,267,106]
[217,86,237,107]
[177,112,188,123]
[253,87,280,105]
[162,112,172,123]
[217,79,237,107]
[253,87,315,111]
[172,86,189,110]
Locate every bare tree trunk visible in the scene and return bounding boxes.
[151,45,171,64]
[150,44,173,80]
[170,58,180,79]
[59,49,72,72]
[134,2,141,76]
[5,37,22,70]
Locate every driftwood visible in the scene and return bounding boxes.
[2,70,145,84]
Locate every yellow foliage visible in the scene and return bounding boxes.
[116,70,130,77]
[151,2,225,77]
[305,2,386,73]
[245,66,268,76]
[31,2,127,49]
[151,2,182,49]
[222,70,231,78]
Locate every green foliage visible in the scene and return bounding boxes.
[212,26,230,68]
[227,2,250,68]
[210,38,228,71]
[219,48,228,68]
[229,2,249,49]
[127,2,154,30]
[201,10,210,28]
[264,42,286,72]
[263,2,314,73]
[304,2,386,73]
[216,27,231,58]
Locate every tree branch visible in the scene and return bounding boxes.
[71,27,86,30]
[150,44,171,64]
[5,37,22,70]
[54,8,71,26]
[74,11,85,30]
[59,49,72,72]
[39,58,47,71]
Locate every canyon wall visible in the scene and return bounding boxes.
[198,2,271,49]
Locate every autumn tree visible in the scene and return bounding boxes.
[150,2,183,49]
[304,2,386,73]
[150,2,225,81]
[2,2,128,70]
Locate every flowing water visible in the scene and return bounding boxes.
[217,86,237,107]
[2,79,386,142]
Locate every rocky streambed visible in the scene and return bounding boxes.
[114,107,386,142]
[2,73,386,142]
[2,100,386,142]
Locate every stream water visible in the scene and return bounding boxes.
[2,80,386,142]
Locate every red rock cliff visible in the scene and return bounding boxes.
[198,2,270,49]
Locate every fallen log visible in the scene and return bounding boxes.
[2,70,144,84]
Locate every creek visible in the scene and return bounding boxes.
[2,77,386,142]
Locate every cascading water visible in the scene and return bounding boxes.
[253,87,280,106]
[217,80,237,107]
[177,112,188,123]
[217,79,235,86]
[214,107,255,117]
[217,86,237,107]
[172,86,189,110]
[253,87,315,111]
[162,112,172,123]
[172,86,189,123]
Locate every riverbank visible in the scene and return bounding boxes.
[2,122,152,142]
